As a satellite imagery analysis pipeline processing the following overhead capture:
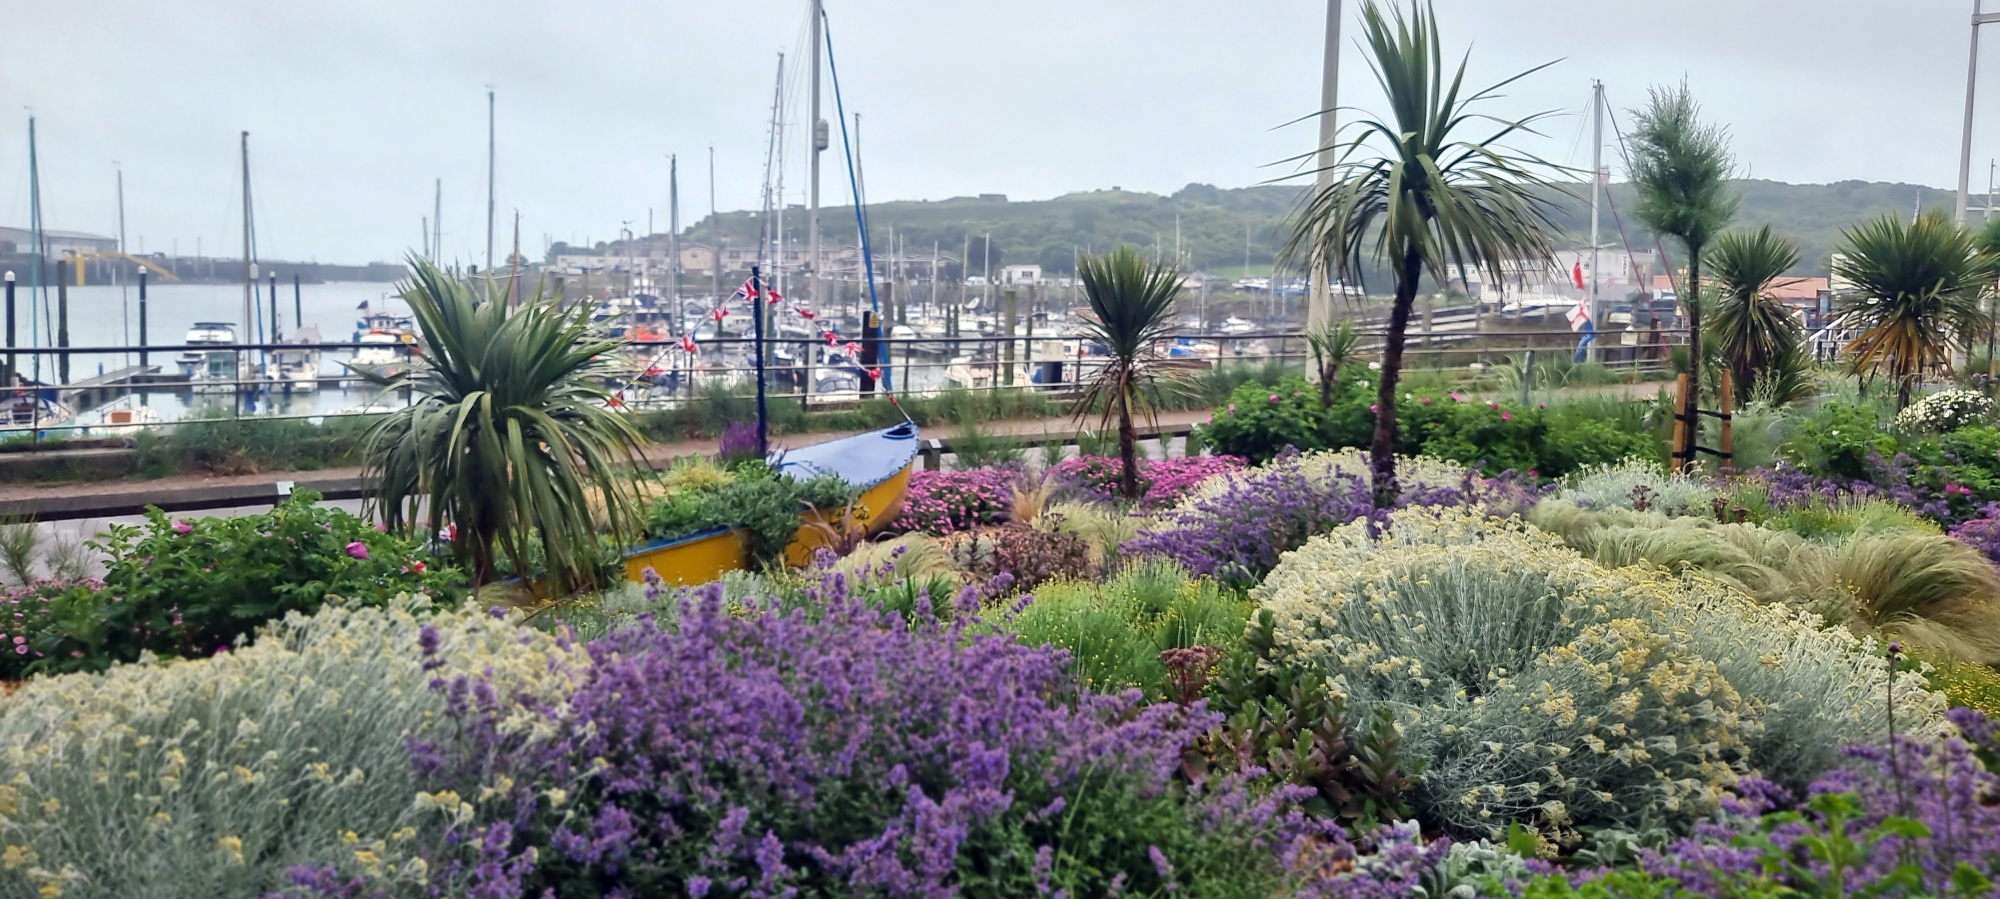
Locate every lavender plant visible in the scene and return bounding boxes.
[397,574,1345,899]
[1125,448,1535,590]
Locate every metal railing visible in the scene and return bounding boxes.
[0,323,1694,438]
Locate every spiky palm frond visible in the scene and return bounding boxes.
[1074,246,1183,501]
[1706,225,1804,401]
[1282,0,1563,507]
[361,258,649,597]
[1834,210,1999,407]
[1304,318,1362,408]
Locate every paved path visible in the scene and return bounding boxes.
[0,409,1217,520]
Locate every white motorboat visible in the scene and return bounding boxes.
[181,322,243,395]
[266,325,323,394]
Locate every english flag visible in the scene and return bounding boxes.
[710,307,728,322]
[765,286,783,305]
[732,278,758,302]
[1571,260,1586,290]
[797,309,815,320]
[680,333,699,354]
[1567,299,1591,332]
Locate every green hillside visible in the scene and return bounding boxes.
[565,178,1969,281]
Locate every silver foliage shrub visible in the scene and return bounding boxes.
[1253,507,1938,843]
[0,596,582,899]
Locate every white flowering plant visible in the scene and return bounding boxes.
[1551,459,1715,515]
[1895,387,1993,434]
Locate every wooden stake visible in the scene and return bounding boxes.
[1718,370,1734,469]
[1671,373,1690,471]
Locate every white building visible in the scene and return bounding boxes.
[1000,264,1041,286]
[0,226,119,256]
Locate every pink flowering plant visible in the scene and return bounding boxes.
[41,491,461,673]
[892,468,1016,535]
[0,578,104,678]
[1054,454,1247,508]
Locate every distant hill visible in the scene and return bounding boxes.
[567,178,1967,281]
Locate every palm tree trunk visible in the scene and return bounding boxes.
[1117,385,1140,501]
[1679,250,1703,473]
[1370,244,1422,510]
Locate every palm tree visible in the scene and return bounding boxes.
[361,259,650,596]
[1833,210,2000,408]
[1305,318,1361,409]
[1286,0,1562,509]
[1627,83,1739,469]
[1705,225,1803,403]
[1074,246,1182,501]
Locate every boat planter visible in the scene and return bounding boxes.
[623,422,920,585]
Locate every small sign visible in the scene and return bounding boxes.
[276,480,295,498]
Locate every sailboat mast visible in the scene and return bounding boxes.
[670,155,681,332]
[27,116,43,384]
[241,130,254,398]
[808,0,824,315]
[433,178,442,263]
[485,89,496,278]
[1588,80,1604,357]
[118,164,130,363]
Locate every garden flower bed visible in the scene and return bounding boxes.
[10,381,2000,898]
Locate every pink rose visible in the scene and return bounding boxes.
[1370,404,1379,413]
[1501,412,1512,421]
[1420,397,1432,405]
[345,541,369,561]
[1268,394,1280,403]
[172,522,193,535]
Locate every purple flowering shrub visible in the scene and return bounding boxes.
[1123,448,1537,590]
[402,574,1345,899]
[1054,454,1247,508]
[1952,514,2000,566]
[1626,708,2000,897]
[893,468,1015,535]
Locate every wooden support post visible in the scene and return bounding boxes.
[1718,369,1734,469]
[1671,373,1690,471]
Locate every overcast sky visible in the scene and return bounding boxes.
[0,0,1987,263]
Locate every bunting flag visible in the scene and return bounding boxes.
[1571,260,1586,290]
[643,264,901,405]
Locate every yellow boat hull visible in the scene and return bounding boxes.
[624,458,916,587]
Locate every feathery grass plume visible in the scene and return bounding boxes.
[0,595,582,899]
[1001,558,1248,700]
[1039,499,1145,570]
[0,519,39,586]
[1826,531,2000,663]
[1551,459,1716,514]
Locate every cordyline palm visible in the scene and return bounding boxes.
[1833,210,2000,408]
[1074,246,1182,501]
[1285,0,1562,509]
[1627,82,1739,469]
[1706,225,1803,403]
[361,258,649,596]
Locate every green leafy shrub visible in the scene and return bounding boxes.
[0,595,581,899]
[1194,376,1337,463]
[29,493,459,672]
[1779,401,1898,482]
[1253,507,1940,841]
[639,463,854,567]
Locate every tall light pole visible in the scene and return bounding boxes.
[1306,0,1343,331]
[1958,1,2000,223]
